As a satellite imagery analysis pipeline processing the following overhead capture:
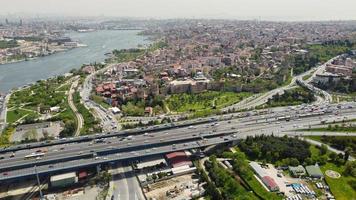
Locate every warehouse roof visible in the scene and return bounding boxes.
[262,176,279,190]
[136,157,167,169]
[166,151,186,159]
[289,165,306,177]
[50,172,76,182]
[305,165,324,178]
[249,161,267,177]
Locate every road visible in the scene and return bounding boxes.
[80,64,119,132]
[1,102,356,181]
[302,138,355,161]
[112,164,145,200]
[222,55,339,111]
[68,78,84,136]
[0,93,10,133]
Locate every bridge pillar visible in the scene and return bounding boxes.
[96,164,101,173]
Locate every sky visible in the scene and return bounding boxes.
[0,0,355,21]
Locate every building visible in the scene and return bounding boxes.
[313,72,343,85]
[165,151,192,168]
[289,165,306,177]
[261,176,279,191]
[305,165,324,179]
[136,156,167,170]
[326,64,353,77]
[50,172,78,188]
[169,79,209,94]
[249,161,267,178]
[249,162,279,191]
[50,106,60,112]
[109,107,121,114]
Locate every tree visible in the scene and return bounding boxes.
[344,147,353,163]
[320,144,328,155]
[304,157,314,165]
[290,158,300,166]
[152,173,158,182]
[329,152,338,162]
[344,161,356,177]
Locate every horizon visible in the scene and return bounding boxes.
[0,0,356,21]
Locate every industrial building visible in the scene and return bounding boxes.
[165,151,192,168]
[289,165,306,177]
[261,176,279,192]
[249,162,280,192]
[305,165,324,179]
[50,172,78,188]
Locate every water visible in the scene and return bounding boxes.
[0,30,149,93]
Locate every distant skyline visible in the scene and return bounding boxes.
[0,0,356,21]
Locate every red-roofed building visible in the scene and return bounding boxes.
[165,152,192,168]
[261,176,279,191]
[78,171,88,179]
[96,86,104,94]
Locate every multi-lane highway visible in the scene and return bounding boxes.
[0,102,356,181]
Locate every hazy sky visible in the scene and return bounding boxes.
[1,0,355,21]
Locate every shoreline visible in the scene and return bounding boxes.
[0,44,86,66]
[0,30,151,94]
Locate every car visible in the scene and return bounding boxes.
[3,172,8,176]
[48,165,54,168]
[0,156,4,160]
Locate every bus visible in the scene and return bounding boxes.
[24,152,45,160]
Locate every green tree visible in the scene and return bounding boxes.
[320,144,328,155]
[290,158,300,166]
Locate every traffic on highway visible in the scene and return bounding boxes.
[0,101,355,182]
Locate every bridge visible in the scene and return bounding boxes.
[0,102,356,182]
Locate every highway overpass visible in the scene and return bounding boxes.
[0,102,356,182]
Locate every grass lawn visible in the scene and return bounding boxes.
[309,145,356,200]
[6,108,38,124]
[306,135,322,142]
[320,163,356,200]
[166,91,252,113]
[302,73,313,81]
[91,94,110,109]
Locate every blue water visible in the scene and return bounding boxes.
[0,30,149,93]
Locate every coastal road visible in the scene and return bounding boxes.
[0,93,10,133]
